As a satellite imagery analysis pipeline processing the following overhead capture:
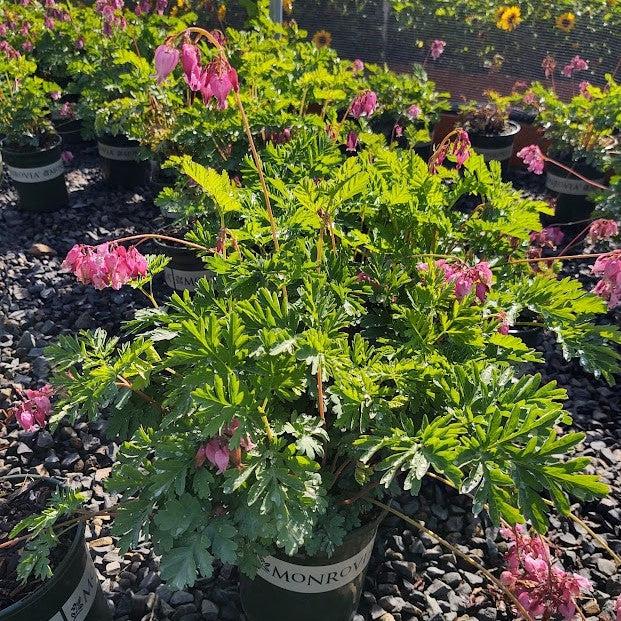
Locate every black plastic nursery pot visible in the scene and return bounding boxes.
[1,134,69,212]
[97,135,151,188]
[53,117,86,147]
[469,121,521,175]
[240,515,382,621]
[544,160,605,226]
[0,476,111,621]
[154,239,212,292]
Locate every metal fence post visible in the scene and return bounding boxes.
[270,0,283,22]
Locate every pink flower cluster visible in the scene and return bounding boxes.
[586,219,618,244]
[542,55,557,79]
[0,40,20,59]
[591,251,621,309]
[265,127,292,145]
[430,39,446,60]
[154,41,239,109]
[430,129,471,173]
[562,55,589,78]
[9,385,54,432]
[134,0,167,15]
[530,226,565,249]
[62,242,148,290]
[419,259,492,302]
[407,104,422,120]
[349,91,378,119]
[352,59,364,72]
[195,419,255,474]
[517,144,545,175]
[497,310,510,335]
[94,0,126,36]
[500,526,592,620]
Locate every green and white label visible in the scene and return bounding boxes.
[97,142,140,161]
[7,160,64,183]
[164,267,211,292]
[546,171,604,196]
[257,536,376,594]
[47,556,99,621]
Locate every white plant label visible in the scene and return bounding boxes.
[97,142,140,161]
[46,556,98,621]
[546,171,604,196]
[7,160,64,183]
[474,145,514,162]
[164,267,211,291]
[257,536,376,594]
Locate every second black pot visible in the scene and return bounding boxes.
[1,134,69,212]
[469,121,521,175]
[97,135,151,188]
[544,160,604,226]
[0,476,111,621]
[154,239,212,292]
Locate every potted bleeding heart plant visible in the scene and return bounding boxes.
[2,389,111,621]
[0,57,69,212]
[9,18,621,621]
[458,92,521,172]
[521,79,618,224]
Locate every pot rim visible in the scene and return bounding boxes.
[469,120,521,139]
[0,133,62,157]
[0,474,85,618]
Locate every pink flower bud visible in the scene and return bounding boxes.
[517,144,545,175]
[349,91,378,119]
[154,43,180,84]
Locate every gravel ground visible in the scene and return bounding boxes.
[1,150,619,621]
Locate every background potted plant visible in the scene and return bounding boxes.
[458,91,521,172]
[366,63,450,159]
[526,78,618,224]
[0,57,69,212]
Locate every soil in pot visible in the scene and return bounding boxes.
[240,514,382,621]
[1,134,69,212]
[543,159,605,229]
[153,237,212,292]
[469,120,521,177]
[0,477,111,621]
[97,134,151,188]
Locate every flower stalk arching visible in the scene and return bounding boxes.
[166,27,280,254]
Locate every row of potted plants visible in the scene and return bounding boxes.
[4,16,621,621]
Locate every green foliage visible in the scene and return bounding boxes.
[11,488,87,583]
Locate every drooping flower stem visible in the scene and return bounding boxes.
[316,363,325,421]
[116,376,166,414]
[178,27,280,253]
[369,499,536,621]
[544,156,608,191]
[511,250,618,265]
[112,233,211,252]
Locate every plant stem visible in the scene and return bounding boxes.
[233,90,280,253]
[112,233,210,252]
[116,376,166,414]
[545,156,608,191]
[368,498,536,621]
[511,249,617,265]
[316,363,325,421]
[258,399,275,444]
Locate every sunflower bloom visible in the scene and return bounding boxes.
[312,30,332,49]
[496,6,522,31]
[556,12,576,32]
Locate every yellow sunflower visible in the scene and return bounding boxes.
[312,30,332,49]
[556,12,576,32]
[283,0,294,15]
[496,6,522,31]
